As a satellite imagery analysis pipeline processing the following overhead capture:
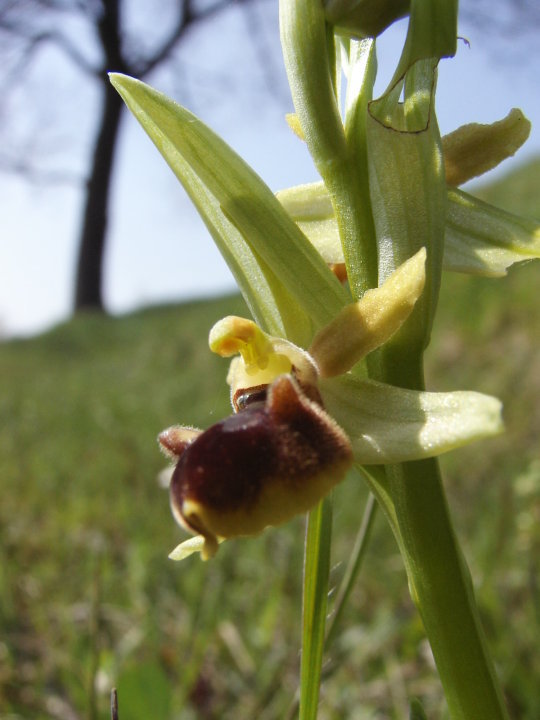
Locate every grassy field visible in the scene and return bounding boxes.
[1,160,539,719]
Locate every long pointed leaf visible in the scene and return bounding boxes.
[110,74,348,338]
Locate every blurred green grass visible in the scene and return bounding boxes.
[1,159,539,719]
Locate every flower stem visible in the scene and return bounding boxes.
[383,360,509,720]
[280,0,378,298]
[387,457,509,720]
[300,497,333,720]
[325,492,377,648]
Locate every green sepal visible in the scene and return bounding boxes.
[277,182,540,277]
[110,74,348,344]
[276,182,342,263]
[445,189,540,276]
[319,374,503,465]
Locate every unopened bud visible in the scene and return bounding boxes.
[324,0,410,38]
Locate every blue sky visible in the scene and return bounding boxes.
[1,5,538,338]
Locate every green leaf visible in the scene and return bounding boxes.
[365,0,457,351]
[300,498,333,720]
[319,374,503,464]
[110,73,348,342]
[445,188,540,276]
[409,697,429,720]
[367,59,446,357]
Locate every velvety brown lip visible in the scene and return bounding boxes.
[170,375,352,522]
[170,404,278,514]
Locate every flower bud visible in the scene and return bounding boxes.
[443,109,531,186]
[324,0,410,38]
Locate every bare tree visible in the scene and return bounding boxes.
[0,0,266,312]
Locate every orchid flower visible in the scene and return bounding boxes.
[110,0,538,716]
[159,249,501,561]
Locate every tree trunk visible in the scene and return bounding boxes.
[74,79,123,311]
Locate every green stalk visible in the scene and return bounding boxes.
[382,360,509,720]
[325,492,377,648]
[387,457,509,719]
[280,0,378,297]
[281,1,510,717]
[285,491,376,720]
[300,497,333,720]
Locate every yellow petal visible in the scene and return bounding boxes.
[168,535,224,562]
[309,248,426,377]
[210,315,318,404]
[442,108,530,186]
[209,316,273,369]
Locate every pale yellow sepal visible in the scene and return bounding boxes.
[309,248,426,377]
[442,108,531,187]
[169,535,225,562]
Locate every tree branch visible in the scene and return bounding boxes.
[0,153,84,186]
[45,28,101,74]
[96,0,128,74]
[0,16,100,76]
[136,0,234,78]
[238,0,289,104]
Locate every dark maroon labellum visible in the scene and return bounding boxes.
[168,375,352,546]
